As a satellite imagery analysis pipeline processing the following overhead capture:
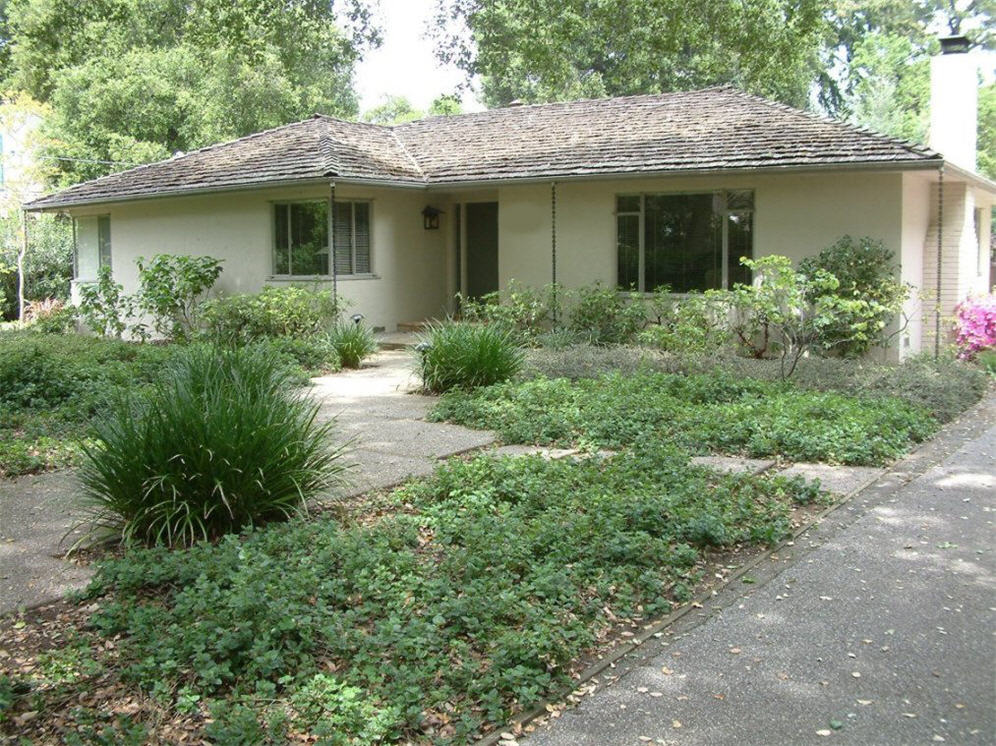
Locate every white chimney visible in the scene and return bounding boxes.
[930,35,977,171]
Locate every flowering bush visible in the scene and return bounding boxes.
[953,293,996,359]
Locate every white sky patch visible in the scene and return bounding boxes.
[354,0,483,115]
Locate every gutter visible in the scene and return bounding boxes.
[25,158,955,212]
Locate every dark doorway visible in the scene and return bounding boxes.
[465,202,499,298]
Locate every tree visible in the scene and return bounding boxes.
[845,33,930,143]
[0,92,73,321]
[428,93,463,116]
[362,95,425,125]
[433,0,831,108]
[2,0,380,185]
[978,83,996,180]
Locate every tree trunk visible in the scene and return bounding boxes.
[17,210,28,323]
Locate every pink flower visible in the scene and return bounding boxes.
[953,293,996,360]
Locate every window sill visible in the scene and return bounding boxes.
[267,274,380,283]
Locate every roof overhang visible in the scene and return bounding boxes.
[26,158,951,212]
[942,161,996,194]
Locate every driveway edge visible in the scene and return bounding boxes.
[474,390,996,746]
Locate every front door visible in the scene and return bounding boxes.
[465,202,499,298]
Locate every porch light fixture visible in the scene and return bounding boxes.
[421,206,443,230]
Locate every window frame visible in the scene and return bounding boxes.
[270,198,374,279]
[615,190,754,293]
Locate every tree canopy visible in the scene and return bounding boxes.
[2,0,380,184]
[433,0,996,177]
[361,93,464,125]
[433,0,830,109]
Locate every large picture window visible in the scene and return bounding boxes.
[273,200,370,277]
[616,191,753,292]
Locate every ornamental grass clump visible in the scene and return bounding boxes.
[326,319,377,368]
[416,320,524,393]
[79,344,348,548]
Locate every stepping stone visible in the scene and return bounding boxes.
[776,463,885,495]
[487,445,579,460]
[690,456,776,474]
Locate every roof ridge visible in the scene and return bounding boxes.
[388,127,426,181]
[312,113,395,131]
[722,87,940,160]
[395,88,722,130]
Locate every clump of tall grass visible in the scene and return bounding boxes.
[327,320,377,369]
[415,321,524,393]
[79,345,348,547]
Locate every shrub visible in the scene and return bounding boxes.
[953,293,996,360]
[199,286,341,344]
[0,337,77,408]
[263,336,341,374]
[23,298,76,334]
[76,267,130,338]
[327,320,377,369]
[843,353,989,423]
[416,321,524,393]
[0,212,73,322]
[525,343,663,380]
[638,290,731,354]
[458,280,559,343]
[134,254,223,341]
[727,255,882,378]
[567,283,646,345]
[799,236,910,357]
[78,344,349,547]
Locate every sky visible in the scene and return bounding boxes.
[353,0,484,115]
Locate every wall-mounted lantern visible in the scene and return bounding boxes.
[421,206,443,230]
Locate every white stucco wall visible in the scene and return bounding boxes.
[901,171,932,357]
[493,170,904,289]
[67,167,989,354]
[70,183,450,332]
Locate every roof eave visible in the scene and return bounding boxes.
[942,161,996,194]
[423,158,944,190]
[24,174,429,212]
[26,158,947,211]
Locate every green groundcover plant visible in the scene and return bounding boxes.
[0,332,176,476]
[66,448,818,742]
[432,371,936,466]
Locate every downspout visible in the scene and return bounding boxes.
[934,165,944,358]
[551,181,558,326]
[329,181,338,307]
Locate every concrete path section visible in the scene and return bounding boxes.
[309,350,496,499]
[0,470,93,614]
[523,401,996,746]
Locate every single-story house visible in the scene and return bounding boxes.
[26,38,995,358]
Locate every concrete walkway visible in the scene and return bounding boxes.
[0,351,494,615]
[522,397,996,746]
[309,350,496,499]
[0,470,92,613]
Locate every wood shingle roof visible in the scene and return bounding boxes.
[27,86,940,210]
